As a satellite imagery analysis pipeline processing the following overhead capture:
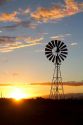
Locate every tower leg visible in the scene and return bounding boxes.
[49,64,64,99]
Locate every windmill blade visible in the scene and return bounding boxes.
[45,48,52,52]
[55,40,58,47]
[56,56,61,63]
[56,55,61,64]
[52,55,55,63]
[51,40,56,48]
[45,51,52,55]
[59,42,64,49]
[61,51,68,55]
[60,54,67,58]
[49,55,54,61]
[57,40,61,48]
[46,53,52,58]
[59,55,64,61]
[58,56,61,63]
[46,44,52,49]
[60,45,67,50]
[61,48,68,52]
[56,56,58,64]
[48,42,54,49]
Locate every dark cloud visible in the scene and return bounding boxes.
[0,21,37,30]
[31,82,83,86]
[0,25,18,30]
[20,21,37,29]
[0,0,12,5]
[0,0,7,5]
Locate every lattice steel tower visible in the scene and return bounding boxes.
[45,40,68,99]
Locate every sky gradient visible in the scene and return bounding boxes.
[0,0,83,84]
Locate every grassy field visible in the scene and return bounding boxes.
[0,98,83,125]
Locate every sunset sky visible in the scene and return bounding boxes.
[0,0,83,84]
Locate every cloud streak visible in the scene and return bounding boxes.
[70,42,78,46]
[0,36,43,52]
[31,0,83,22]
[50,33,71,40]
[31,82,83,86]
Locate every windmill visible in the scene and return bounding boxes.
[45,40,68,99]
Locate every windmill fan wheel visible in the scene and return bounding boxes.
[45,40,68,64]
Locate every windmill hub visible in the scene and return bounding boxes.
[56,48,60,53]
[52,47,60,56]
[52,47,57,56]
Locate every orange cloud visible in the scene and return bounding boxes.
[31,0,83,22]
[0,12,20,22]
[31,6,64,22]
[0,0,83,23]
[65,0,79,15]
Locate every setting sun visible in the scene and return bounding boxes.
[10,87,26,100]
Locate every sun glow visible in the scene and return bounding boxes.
[10,87,26,100]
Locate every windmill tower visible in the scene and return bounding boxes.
[45,40,68,99]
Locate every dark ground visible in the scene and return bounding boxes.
[0,98,83,125]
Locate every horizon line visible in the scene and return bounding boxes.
[0,82,83,86]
